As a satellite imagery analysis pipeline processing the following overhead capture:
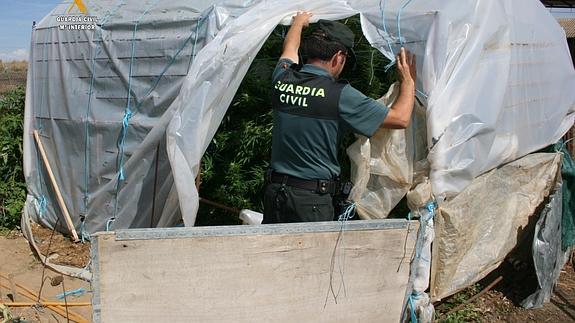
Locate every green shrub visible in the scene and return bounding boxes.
[0,86,26,230]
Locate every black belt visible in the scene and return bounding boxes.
[266,170,338,195]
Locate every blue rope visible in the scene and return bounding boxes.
[338,202,356,222]
[187,15,205,73]
[379,0,396,57]
[83,0,125,220]
[397,0,416,46]
[33,22,53,219]
[413,201,436,261]
[38,195,47,218]
[106,217,116,231]
[112,0,162,218]
[116,0,161,181]
[408,294,418,323]
[404,201,436,323]
[332,202,356,300]
[56,288,88,300]
[112,14,207,220]
[80,219,91,243]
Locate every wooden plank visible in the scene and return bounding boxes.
[33,130,79,242]
[93,221,419,322]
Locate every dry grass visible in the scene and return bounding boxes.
[0,60,27,95]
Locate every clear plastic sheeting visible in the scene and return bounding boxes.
[24,0,575,233]
[359,0,575,199]
[431,153,562,300]
[347,82,427,219]
[521,179,570,309]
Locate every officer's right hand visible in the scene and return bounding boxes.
[396,47,416,85]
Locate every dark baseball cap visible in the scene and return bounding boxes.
[316,19,355,49]
[315,19,356,68]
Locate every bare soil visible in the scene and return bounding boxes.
[30,223,90,268]
[0,231,91,322]
[435,257,575,322]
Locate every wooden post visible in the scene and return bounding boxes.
[33,130,80,242]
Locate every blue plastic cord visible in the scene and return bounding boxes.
[116,0,161,181]
[112,14,207,220]
[34,22,53,218]
[397,0,416,46]
[112,0,162,218]
[81,0,125,236]
[379,0,396,57]
[38,195,47,218]
[338,202,356,222]
[80,219,90,243]
[56,288,88,300]
[187,15,205,73]
[413,201,436,261]
[332,202,356,300]
[106,217,116,231]
[408,294,418,323]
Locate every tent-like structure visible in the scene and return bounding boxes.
[23,0,575,316]
[24,0,574,233]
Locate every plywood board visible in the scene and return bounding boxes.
[92,220,419,322]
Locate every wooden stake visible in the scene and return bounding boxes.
[33,130,79,242]
[442,276,504,318]
[0,301,91,307]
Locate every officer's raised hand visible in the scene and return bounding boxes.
[281,11,313,63]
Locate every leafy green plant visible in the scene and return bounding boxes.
[0,86,26,230]
[435,284,483,322]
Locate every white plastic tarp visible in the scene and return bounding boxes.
[24,0,575,232]
[347,82,427,219]
[431,152,562,300]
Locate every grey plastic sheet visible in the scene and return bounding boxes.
[521,178,570,309]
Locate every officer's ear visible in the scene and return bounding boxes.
[329,52,340,68]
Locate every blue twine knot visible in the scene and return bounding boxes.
[122,110,132,128]
[38,195,47,217]
[80,219,91,243]
[338,203,356,222]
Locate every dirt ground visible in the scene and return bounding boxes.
[31,223,90,268]
[1,230,575,322]
[0,231,91,323]
[435,260,575,322]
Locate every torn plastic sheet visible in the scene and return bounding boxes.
[521,178,570,309]
[23,0,574,233]
[347,82,427,219]
[431,153,562,300]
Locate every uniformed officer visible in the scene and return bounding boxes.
[263,12,417,223]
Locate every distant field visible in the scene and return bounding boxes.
[0,60,27,96]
